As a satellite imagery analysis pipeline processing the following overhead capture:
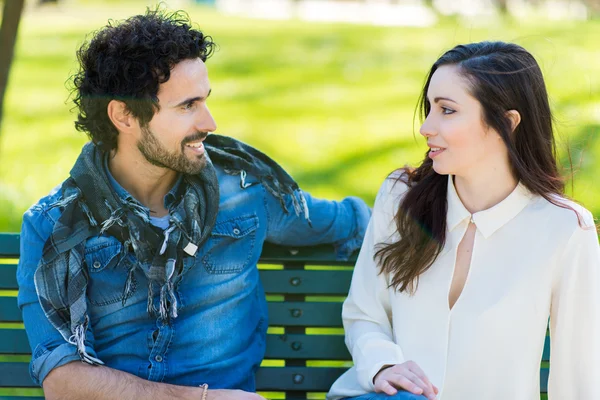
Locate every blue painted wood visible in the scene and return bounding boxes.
[0,233,19,258]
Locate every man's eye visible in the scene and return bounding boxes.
[184,102,196,110]
[442,107,455,115]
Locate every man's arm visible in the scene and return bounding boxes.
[44,362,265,400]
[43,362,202,400]
[264,188,371,260]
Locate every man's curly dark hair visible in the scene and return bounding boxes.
[71,7,215,151]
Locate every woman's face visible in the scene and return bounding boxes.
[419,65,509,178]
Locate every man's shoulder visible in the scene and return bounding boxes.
[23,181,69,233]
[214,164,265,198]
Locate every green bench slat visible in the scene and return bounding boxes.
[0,363,36,387]
[260,242,356,266]
[0,234,19,259]
[0,397,44,400]
[0,327,552,362]
[260,270,351,295]
[0,233,358,265]
[0,264,353,295]
[268,302,342,327]
[255,367,347,391]
[0,298,21,323]
[0,362,551,393]
[0,263,18,290]
[540,368,549,393]
[264,334,349,360]
[0,298,344,327]
[0,328,352,360]
[0,363,349,392]
[0,329,31,354]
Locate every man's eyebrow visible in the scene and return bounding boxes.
[172,89,212,108]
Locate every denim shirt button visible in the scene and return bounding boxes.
[93,261,101,269]
[232,228,241,235]
[155,355,163,362]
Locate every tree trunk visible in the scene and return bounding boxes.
[583,0,600,17]
[495,0,509,14]
[0,0,26,137]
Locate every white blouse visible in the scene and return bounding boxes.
[328,173,600,400]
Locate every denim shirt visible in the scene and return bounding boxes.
[17,165,371,389]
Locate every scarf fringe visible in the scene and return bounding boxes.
[79,201,98,227]
[122,198,151,224]
[122,259,136,307]
[67,317,104,365]
[147,282,156,316]
[48,192,79,210]
[99,200,126,235]
[48,192,100,228]
[159,281,178,320]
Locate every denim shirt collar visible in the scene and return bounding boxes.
[103,154,183,211]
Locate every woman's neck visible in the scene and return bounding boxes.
[453,168,518,214]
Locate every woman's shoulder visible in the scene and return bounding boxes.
[532,193,596,233]
[374,170,410,218]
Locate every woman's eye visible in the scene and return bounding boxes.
[442,107,455,115]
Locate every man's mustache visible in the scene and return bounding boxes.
[182,132,209,146]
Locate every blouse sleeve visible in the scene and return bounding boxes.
[548,210,600,399]
[342,174,408,391]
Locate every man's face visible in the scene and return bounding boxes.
[137,58,216,175]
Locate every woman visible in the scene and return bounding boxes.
[327,41,600,400]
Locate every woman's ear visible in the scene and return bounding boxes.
[506,109,521,133]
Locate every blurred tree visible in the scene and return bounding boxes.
[583,0,600,16]
[495,0,509,14]
[0,0,25,142]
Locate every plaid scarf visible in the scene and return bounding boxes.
[34,134,309,365]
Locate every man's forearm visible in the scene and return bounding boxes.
[43,361,202,400]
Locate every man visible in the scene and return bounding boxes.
[16,8,371,400]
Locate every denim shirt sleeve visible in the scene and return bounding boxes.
[17,202,97,387]
[263,187,372,261]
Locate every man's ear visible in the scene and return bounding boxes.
[107,100,137,135]
[506,109,521,133]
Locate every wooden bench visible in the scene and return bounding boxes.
[0,232,550,399]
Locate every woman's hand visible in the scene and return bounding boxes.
[373,361,439,400]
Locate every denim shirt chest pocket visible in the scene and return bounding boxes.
[84,236,134,306]
[202,214,259,274]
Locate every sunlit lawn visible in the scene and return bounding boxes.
[0,3,599,231]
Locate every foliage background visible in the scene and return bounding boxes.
[0,1,598,230]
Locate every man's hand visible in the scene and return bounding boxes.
[207,389,266,400]
[373,361,439,400]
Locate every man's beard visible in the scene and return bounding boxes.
[137,126,207,175]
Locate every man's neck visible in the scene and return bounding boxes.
[108,150,178,217]
[453,164,518,215]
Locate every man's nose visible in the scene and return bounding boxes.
[197,104,217,132]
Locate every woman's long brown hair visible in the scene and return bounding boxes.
[375,41,575,294]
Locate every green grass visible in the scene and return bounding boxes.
[0,2,599,231]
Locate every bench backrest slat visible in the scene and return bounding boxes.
[0,233,19,258]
